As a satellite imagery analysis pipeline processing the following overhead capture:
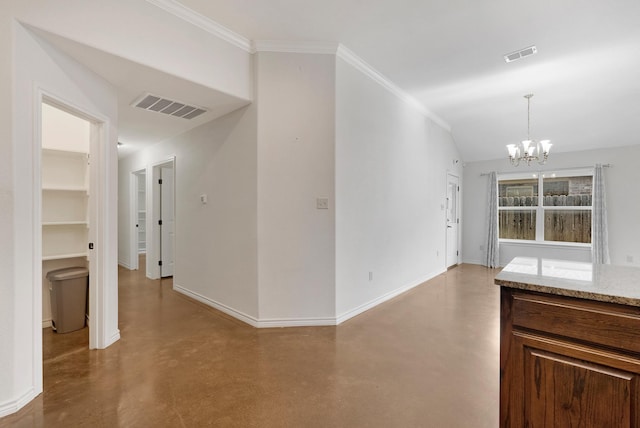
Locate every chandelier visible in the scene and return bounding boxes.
[506,94,552,166]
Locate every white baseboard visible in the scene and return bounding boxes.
[106,330,121,347]
[118,259,132,270]
[173,284,259,327]
[175,270,446,329]
[336,268,445,325]
[256,317,336,328]
[0,387,38,418]
[174,284,337,328]
[461,258,483,266]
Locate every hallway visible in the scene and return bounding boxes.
[2,264,500,427]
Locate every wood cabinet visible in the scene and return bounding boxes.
[500,287,640,427]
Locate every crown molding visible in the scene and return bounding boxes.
[146,0,252,52]
[145,1,450,131]
[252,40,339,55]
[336,44,451,132]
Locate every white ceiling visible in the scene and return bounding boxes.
[29,1,640,162]
[179,0,640,162]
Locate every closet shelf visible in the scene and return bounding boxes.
[42,147,88,156]
[42,252,88,261]
[42,186,88,193]
[42,221,88,226]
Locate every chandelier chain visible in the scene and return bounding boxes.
[525,93,533,141]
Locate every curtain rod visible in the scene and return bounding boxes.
[479,164,612,176]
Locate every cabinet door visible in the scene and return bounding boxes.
[513,333,640,427]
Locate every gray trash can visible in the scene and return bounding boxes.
[47,267,89,333]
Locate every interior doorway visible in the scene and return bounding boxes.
[446,173,460,269]
[147,158,175,279]
[158,164,175,277]
[36,89,114,356]
[130,169,146,271]
[41,101,92,344]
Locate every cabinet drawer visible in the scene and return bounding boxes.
[512,292,640,354]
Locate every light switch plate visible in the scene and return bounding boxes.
[316,197,329,209]
[200,194,207,204]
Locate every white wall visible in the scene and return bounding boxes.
[123,49,458,328]
[41,103,90,152]
[1,21,119,416]
[462,145,640,267]
[255,52,336,323]
[118,106,259,320]
[0,8,15,414]
[335,56,462,320]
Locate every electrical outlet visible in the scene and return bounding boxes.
[369,271,373,281]
[316,198,329,209]
[627,255,634,263]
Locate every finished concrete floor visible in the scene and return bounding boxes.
[1,263,500,427]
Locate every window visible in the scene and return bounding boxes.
[498,170,592,244]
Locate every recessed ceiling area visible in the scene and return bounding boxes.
[28,26,250,158]
[177,0,640,162]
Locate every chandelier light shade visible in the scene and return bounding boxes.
[507,94,552,166]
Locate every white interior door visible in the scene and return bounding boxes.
[160,165,174,277]
[446,174,460,268]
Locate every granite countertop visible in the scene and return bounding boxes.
[495,257,640,307]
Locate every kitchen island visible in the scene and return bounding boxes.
[496,257,640,427]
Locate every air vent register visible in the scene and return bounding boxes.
[132,93,207,120]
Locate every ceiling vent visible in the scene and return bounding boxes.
[132,93,207,120]
[503,45,538,63]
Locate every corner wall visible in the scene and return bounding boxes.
[462,145,640,267]
[255,52,337,324]
[335,56,462,320]
[118,106,259,321]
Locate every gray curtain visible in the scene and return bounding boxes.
[592,164,610,264]
[485,171,500,268]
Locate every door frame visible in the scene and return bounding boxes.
[129,169,146,271]
[158,163,175,277]
[35,88,117,360]
[445,172,461,268]
[147,157,175,279]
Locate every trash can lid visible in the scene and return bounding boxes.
[46,267,89,281]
